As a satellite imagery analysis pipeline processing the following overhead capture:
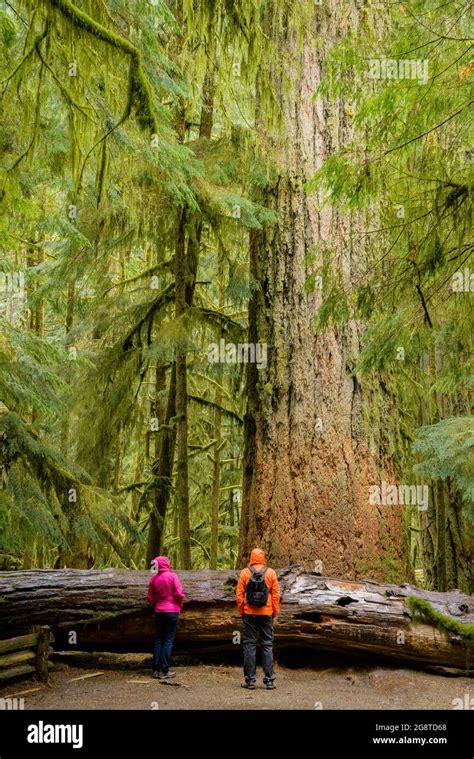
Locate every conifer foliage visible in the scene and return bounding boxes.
[0,0,471,590]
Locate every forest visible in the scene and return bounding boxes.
[0,0,472,602]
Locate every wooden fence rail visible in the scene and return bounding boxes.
[0,626,54,685]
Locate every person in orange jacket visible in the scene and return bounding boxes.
[236,547,280,690]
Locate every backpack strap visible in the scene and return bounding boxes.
[249,566,267,575]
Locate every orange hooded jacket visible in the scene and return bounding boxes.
[236,548,280,617]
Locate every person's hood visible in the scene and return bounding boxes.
[249,548,266,566]
[152,555,171,572]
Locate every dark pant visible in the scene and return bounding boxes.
[153,612,179,673]
[242,614,275,684]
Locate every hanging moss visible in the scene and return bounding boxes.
[407,595,474,641]
[1,26,47,88]
[128,56,156,132]
[47,0,157,132]
[95,139,107,207]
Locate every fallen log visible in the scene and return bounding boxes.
[0,568,472,674]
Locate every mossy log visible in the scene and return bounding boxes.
[0,568,472,674]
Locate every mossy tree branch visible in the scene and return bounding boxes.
[47,0,157,132]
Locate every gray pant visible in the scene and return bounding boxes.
[243,614,275,684]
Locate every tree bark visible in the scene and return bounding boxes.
[240,1,406,578]
[210,399,222,569]
[210,256,225,569]
[175,206,192,569]
[146,365,177,564]
[1,569,472,674]
[60,280,75,455]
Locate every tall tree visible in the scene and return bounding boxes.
[239,1,407,580]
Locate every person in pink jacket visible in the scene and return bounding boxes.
[147,555,184,679]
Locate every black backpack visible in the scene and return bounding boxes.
[246,566,269,607]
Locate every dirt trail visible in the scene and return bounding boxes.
[1,663,472,710]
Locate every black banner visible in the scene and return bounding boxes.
[0,710,472,756]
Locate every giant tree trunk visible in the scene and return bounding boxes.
[0,569,472,674]
[240,1,406,578]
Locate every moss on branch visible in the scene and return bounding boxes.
[47,0,157,132]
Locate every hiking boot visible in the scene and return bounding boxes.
[158,670,176,679]
[152,670,160,679]
[265,681,276,690]
[242,681,256,690]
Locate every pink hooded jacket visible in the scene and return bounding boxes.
[147,556,184,613]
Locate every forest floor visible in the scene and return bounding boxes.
[1,661,472,710]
